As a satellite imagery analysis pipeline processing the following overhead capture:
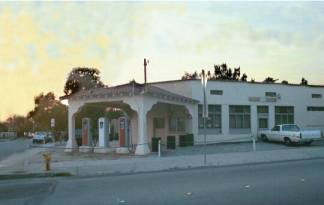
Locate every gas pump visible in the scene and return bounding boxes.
[94,117,112,153]
[116,116,131,153]
[98,117,109,147]
[119,117,127,147]
[82,118,92,146]
[79,118,93,153]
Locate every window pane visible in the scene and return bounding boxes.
[229,115,236,128]
[177,118,185,131]
[265,92,276,97]
[312,94,322,98]
[288,115,294,124]
[259,118,268,128]
[229,105,250,129]
[198,104,204,128]
[154,118,165,129]
[169,118,177,131]
[210,90,223,95]
[243,115,251,128]
[275,106,294,125]
[257,106,268,113]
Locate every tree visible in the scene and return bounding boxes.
[241,73,248,82]
[232,67,241,80]
[263,77,278,83]
[301,77,308,85]
[28,92,67,132]
[181,71,199,80]
[64,67,105,96]
[0,122,8,132]
[181,63,250,82]
[5,115,32,136]
[281,80,289,84]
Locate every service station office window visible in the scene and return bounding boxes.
[169,117,185,132]
[307,106,324,111]
[265,92,276,97]
[229,105,251,133]
[210,90,223,95]
[275,106,294,125]
[312,94,322,98]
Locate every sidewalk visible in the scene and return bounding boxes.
[2,145,324,177]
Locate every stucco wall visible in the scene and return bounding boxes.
[154,80,324,143]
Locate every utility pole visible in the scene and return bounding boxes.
[201,70,208,165]
[144,58,149,84]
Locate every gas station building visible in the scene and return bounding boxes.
[61,79,324,155]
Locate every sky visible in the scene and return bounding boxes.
[1,1,324,120]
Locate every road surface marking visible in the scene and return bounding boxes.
[244,185,251,188]
[185,192,193,196]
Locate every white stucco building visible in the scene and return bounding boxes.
[61,79,324,155]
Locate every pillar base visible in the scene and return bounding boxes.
[64,147,79,152]
[79,146,94,153]
[116,147,130,154]
[64,139,78,152]
[94,147,114,154]
[135,144,150,155]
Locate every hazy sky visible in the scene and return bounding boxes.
[1,1,324,120]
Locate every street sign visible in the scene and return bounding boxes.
[51,118,55,128]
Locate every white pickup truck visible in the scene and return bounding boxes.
[259,124,323,145]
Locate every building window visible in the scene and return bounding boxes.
[307,106,324,111]
[258,118,268,129]
[153,118,165,129]
[198,104,221,129]
[312,94,322,98]
[257,106,268,113]
[265,92,276,97]
[210,90,223,95]
[275,106,294,125]
[229,105,251,129]
[169,117,185,132]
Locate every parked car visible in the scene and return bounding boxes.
[32,132,53,144]
[259,124,323,145]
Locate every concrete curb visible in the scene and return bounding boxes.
[2,146,324,179]
[41,147,324,177]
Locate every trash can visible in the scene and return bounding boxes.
[187,134,194,146]
[179,135,188,147]
[151,137,161,152]
[167,136,176,149]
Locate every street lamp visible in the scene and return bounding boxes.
[201,70,208,165]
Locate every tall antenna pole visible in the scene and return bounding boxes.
[144,58,148,84]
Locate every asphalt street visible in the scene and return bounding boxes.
[1,158,324,205]
[0,139,31,160]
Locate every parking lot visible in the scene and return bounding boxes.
[161,139,324,157]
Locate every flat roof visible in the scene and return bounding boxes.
[148,79,324,88]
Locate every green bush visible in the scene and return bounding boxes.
[167,136,176,149]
